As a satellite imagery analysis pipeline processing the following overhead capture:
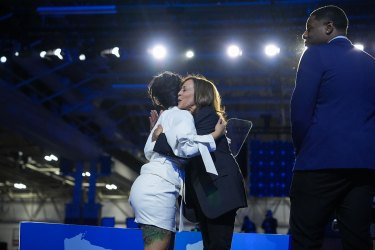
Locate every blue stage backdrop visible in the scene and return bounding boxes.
[249,140,294,197]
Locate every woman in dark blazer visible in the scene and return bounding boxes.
[153,75,247,250]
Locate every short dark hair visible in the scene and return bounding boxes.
[311,5,348,32]
[148,71,182,109]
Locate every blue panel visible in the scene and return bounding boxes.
[87,160,97,205]
[249,140,294,197]
[174,231,290,250]
[101,217,115,227]
[65,204,81,220]
[232,233,290,249]
[20,222,289,250]
[37,5,117,15]
[19,222,143,250]
[73,162,83,204]
[83,203,101,221]
[99,156,112,176]
[125,218,140,229]
[174,232,203,250]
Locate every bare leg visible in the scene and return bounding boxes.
[141,224,172,250]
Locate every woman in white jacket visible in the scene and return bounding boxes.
[129,72,224,250]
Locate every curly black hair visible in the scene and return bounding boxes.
[148,71,182,109]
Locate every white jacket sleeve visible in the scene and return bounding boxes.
[164,110,218,175]
[164,110,215,157]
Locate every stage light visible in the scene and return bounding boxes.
[105,184,117,190]
[101,47,120,58]
[0,56,6,63]
[150,45,167,60]
[40,49,64,60]
[185,50,194,59]
[264,44,280,57]
[44,154,58,161]
[82,171,91,177]
[14,183,27,189]
[50,154,58,161]
[53,48,63,60]
[111,47,120,58]
[79,54,86,61]
[354,43,364,51]
[40,51,47,58]
[227,45,242,58]
[15,51,19,56]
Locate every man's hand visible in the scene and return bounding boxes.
[152,124,163,142]
[149,110,163,131]
[211,118,227,139]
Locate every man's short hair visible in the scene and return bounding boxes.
[311,5,348,32]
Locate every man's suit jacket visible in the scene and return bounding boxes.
[154,106,247,219]
[291,37,375,171]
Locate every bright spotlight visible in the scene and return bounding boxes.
[41,49,63,60]
[40,51,47,58]
[15,51,19,56]
[49,154,58,161]
[53,48,63,60]
[79,54,86,61]
[82,171,91,177]
[14,183,27,189]
[105,184,118,190]
[264,44,280,57]
[185,50,194,59]
[354,43,364,51]
[0,56,6,63]
[101,47,120,58]
[111,47,120,58]
[44,154,58,161]
[227,45,242,58]
[151,45,167,60]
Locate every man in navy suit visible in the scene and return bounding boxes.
[290,5,375,250]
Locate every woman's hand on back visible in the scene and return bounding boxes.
[149,110,163,131]
[211,118,226,139]
[152,124,163,142]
